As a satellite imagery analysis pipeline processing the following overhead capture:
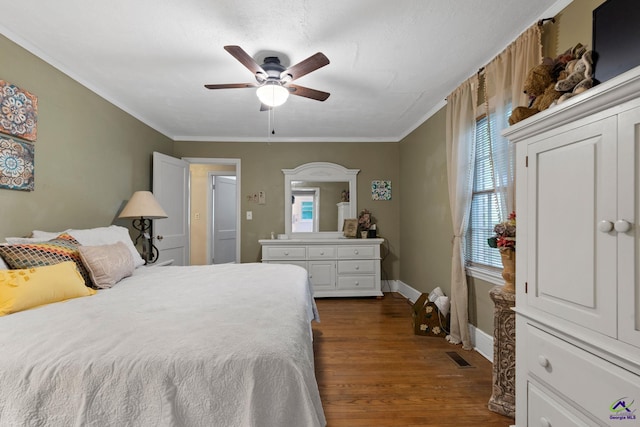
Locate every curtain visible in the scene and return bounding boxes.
[484,24,542,219]
[445,75,478,350]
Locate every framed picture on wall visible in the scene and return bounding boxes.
[343,219,358,238]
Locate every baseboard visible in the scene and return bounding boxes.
[393,280,493,362]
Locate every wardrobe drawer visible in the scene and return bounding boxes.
[528,383,590,427]
[308,245,336,259]
[337,260,375,274]
[337,245,375,259]
[263,246,306,260]
[337,275,375,290]
[525,324,640,423]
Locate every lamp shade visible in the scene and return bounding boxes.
[118,191,168,219]
[256,82,289,107]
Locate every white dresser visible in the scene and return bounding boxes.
[504,66,640,426]
[259,238,384,298]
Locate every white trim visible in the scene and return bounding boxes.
[469,323,494,362]
[466,265,503,286]
[393,280,494,362]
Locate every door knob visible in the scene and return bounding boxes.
[614,219,631,233]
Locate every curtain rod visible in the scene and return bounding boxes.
[537,17,555,26]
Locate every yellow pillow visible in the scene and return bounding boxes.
[0,261,96,316]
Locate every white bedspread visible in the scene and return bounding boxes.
[0,263,325,427]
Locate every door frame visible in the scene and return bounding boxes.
[183,157,241,264]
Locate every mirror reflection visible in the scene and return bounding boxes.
[283,162,359,236]
[291,181,350,232]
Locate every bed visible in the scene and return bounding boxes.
[0,259,326,426]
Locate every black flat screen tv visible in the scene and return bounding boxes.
[592,0,640,83]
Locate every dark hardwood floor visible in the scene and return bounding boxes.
[312,293,513,427]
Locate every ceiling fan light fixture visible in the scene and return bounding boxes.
[256,82,289,107]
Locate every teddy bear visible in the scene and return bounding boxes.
[554,50,594,104]
[508,61,563,125]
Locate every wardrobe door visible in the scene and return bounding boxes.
[526,116,618,337]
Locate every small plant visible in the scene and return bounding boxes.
[488,211,516,250]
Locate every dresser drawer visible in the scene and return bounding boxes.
[528,383,590,427]
[525,324,640,423]
[337,245,375,259]
[308,245,336,259]
[337,275,375,290]
[263,246,306,260]
[337,260,375,274]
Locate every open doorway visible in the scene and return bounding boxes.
[185,159,240,265]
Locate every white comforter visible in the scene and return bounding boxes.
[0,263,325,427]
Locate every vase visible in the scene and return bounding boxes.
[499,249,516,293]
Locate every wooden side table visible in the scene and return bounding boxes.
[488,286,515,418]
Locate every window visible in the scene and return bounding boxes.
[466,109,511,270]
[301,201,314,220]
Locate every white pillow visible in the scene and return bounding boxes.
[33,226,145,268]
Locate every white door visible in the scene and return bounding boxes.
[212,176,237,264]
[618,106,640,348]
[153,152,189,265]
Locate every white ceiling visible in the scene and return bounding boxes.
[0,0,568,142]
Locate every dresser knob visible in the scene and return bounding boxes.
[354,250,359,255]
[355,281,359,286]
[538,355,550,368]
[284,251,289,256]
[615,219,632,233]
[355,265,360,270]
[598,220,613,233]
[320,251,324,255]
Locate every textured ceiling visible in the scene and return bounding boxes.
[0,0,568,142]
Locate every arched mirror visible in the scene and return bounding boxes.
[283,162,359,238]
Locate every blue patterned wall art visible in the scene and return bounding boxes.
[371,180,391,201]
[0,136,34,191]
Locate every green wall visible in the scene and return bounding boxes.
[0,35,173,240]
[172,141,401,280]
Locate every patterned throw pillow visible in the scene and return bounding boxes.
[0,234,94,288]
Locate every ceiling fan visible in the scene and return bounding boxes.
[205,45,330,110]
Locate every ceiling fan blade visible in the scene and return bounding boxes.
[282,52,330,81]
[224,45,266,76]
[204,83,256,90]
[288,84,330,101]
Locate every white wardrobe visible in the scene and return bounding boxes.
[504,66,640,426]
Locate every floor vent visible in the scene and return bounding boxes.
[446,351,474,368]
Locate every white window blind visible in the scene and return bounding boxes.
[466,111,510,269]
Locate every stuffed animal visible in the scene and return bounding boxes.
[555,50,594,104]
[509,62,563,125]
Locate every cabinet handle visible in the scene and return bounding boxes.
[539,416,551,427]
[614,219,632,233]
[598,220,613,233]
[538,355,550,368]
[156,235,164,241]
